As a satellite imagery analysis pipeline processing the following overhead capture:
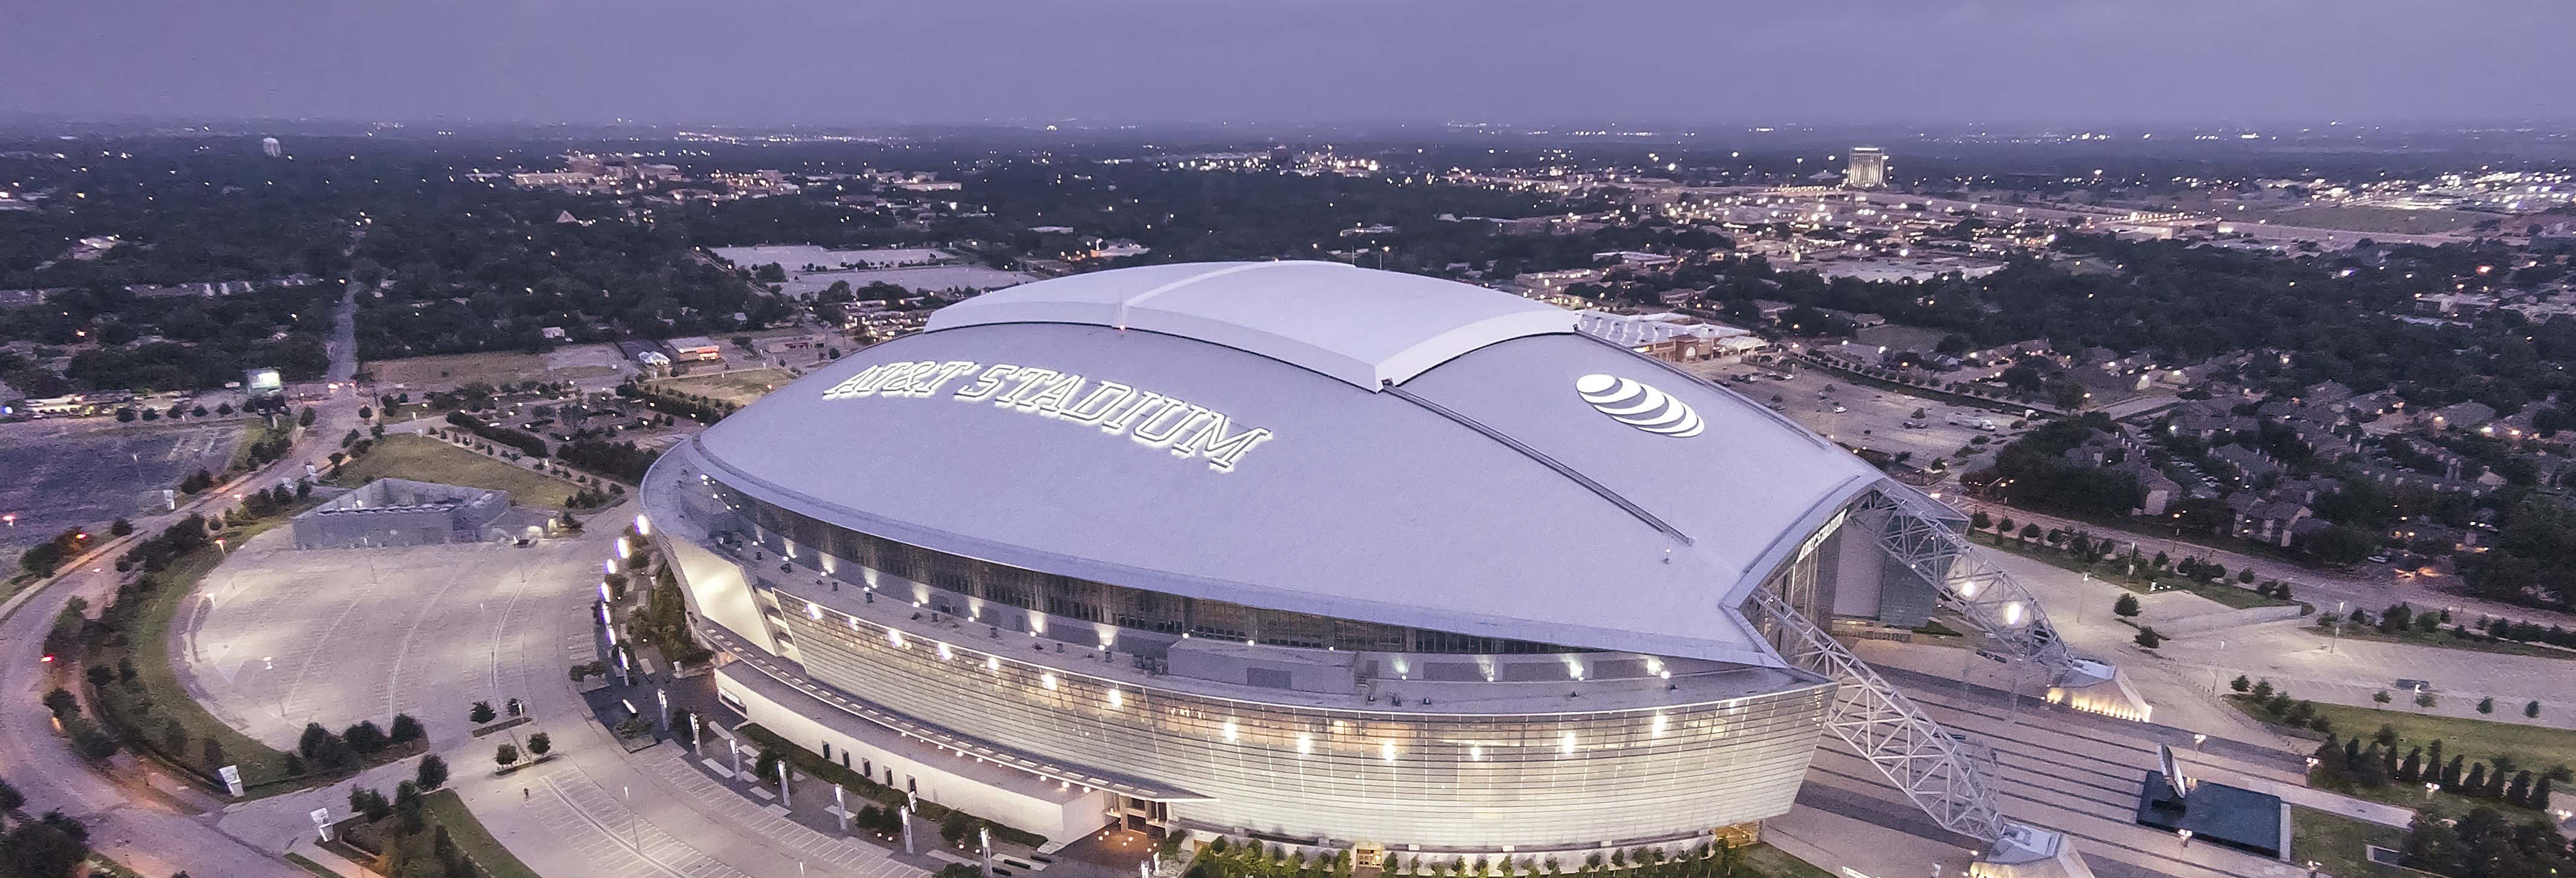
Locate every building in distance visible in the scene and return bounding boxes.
[1846,147,1888,189]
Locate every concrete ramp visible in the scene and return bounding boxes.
[2151,604,2307,637]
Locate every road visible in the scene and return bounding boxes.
[0,280,365,878]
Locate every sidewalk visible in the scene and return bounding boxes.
[440,501,932,878]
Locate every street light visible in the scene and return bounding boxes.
[2176,829,2193,849]
[2425,782,2442,801]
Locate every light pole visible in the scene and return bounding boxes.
[2425,782,2442,801]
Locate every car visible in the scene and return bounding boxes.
[1902,420,1927,428]
[2366,554,2390,563]
[1831,405,1848,413]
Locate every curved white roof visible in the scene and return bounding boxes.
[694,264,1886,666]
[926,261,1575,389]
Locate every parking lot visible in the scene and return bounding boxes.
[0,418,244,557]
[1682,360,2032,478]
[178,524,606,750]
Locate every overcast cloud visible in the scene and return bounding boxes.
[5,1,2570,126]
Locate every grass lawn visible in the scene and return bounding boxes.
[1741,844,1836,878]
[367,350,621,389]
[650,368,794,407]
[335,434,580,510]
[283,853,341,877]
[2292,701,2576,773]
[1974,532,2298,610]
[2292,806,2404,878]
[425,788,544,878]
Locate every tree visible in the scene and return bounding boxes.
[297,722,336,760]
[2114,594,2142,618]
[298,407,316,427]
[2252,679,2275,700]
[469,701,496,724]
[2477,696,2494,715]
[1970,511,1992,532]
[416,753,449,791]
[388,713,423,744]
[2526,700,2542,719]
[2375,690,2393,704]
[342,720,387,755]
[201,736,224,771]
[2019,523,2043,543]
[2230,674,2252,693]
[2416,691,2437,709]
[0,812,90,878]
[393,781,425,833]
[108,519,132,537]
[2134,626,2165,649]
[494,743,520,768]
[350,786,391,822]
[41,687,77,719]
[527,732,552,758]
[0,776,22,813]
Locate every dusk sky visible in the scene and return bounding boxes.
[7,1,2574,126]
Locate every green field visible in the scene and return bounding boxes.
[2251,205,2490,236]
[426,788,544,878]
[2292,806,2404,878]
[336,434,580,510]
[650,368,794,407]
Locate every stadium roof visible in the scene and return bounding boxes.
[926,261,1574,390]
[694,263,1888,666]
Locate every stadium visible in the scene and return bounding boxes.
[640,261,2109,862]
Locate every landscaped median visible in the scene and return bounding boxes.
[2226,686,2571,816]
[319,787,543,878]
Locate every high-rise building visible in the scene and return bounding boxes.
[261,137,282,159]
[1846,146,1887,189]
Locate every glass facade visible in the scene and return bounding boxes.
[767,588,1835,850]
[675,474,1842,850]
[711,482,1577,655]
